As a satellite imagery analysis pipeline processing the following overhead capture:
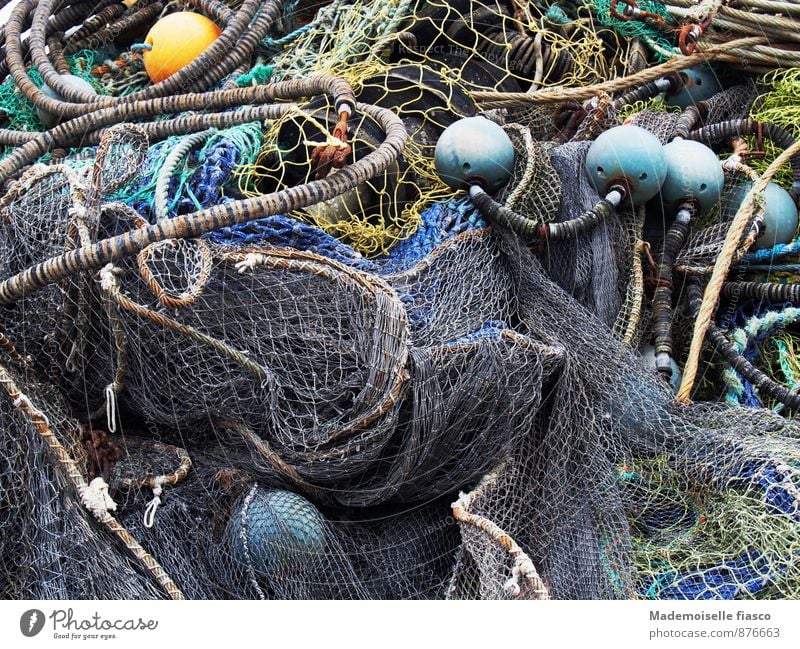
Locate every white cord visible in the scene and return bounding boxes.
[143,476,165,529]
[104,384,117,434]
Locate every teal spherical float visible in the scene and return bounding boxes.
[227,487,327,575]
[723,182,799,250]
[434,116,514,193]
[585,125,667,206]
[36,74,97,129]
[660,140,724,215]
[665,66,722,110]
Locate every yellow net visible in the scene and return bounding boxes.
[232,0,634,254]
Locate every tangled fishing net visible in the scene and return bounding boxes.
[1,0,800,602]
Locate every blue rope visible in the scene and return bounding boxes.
[205,214,377,272]
[741,235,800,264]
[116,123,263,220]
[374,197,486,274]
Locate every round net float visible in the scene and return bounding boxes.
[227,487,327,576]
[664,66,722,110]
[724,182,799,250]
[648,141,722,385]
[142,12,222,84]
[36,74,97,129]
[434,116,515,193]
[584,125,667,206]
[659,140,725,215]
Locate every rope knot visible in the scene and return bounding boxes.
[235,253,263,274]
[98,263,123,292]
[79,477,117,520]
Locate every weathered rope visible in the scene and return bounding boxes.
[0,74,357,168]
[7,0,281,115]
[677,138,800,402]
[0,361,185,600]
[0,101,405,304]
[471,37,767,107]
[136,239,214,309]
[452,469,549,600]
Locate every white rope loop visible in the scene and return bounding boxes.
[143,476,165,529]
[104,383,117,434]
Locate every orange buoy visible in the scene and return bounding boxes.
[142,12,222,84]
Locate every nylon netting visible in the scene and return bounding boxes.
[1,0,800,603]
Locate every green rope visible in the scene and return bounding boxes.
[0,50,106,135]
[587,0,674,59]
[235,64,275,87]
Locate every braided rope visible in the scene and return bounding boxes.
[0,100,406,304]
[136,238,214,309]
[0,361,185,600]
[677,138,800,403]
[452,469,550,600]
[153,129,217,221]
[721,305,800,408]
[470,37,766,106]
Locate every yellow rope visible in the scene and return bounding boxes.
[470,37,767,106]
[677,139,800,403]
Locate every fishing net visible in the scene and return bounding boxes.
[1,0,800,603]
[237,64,477,255]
